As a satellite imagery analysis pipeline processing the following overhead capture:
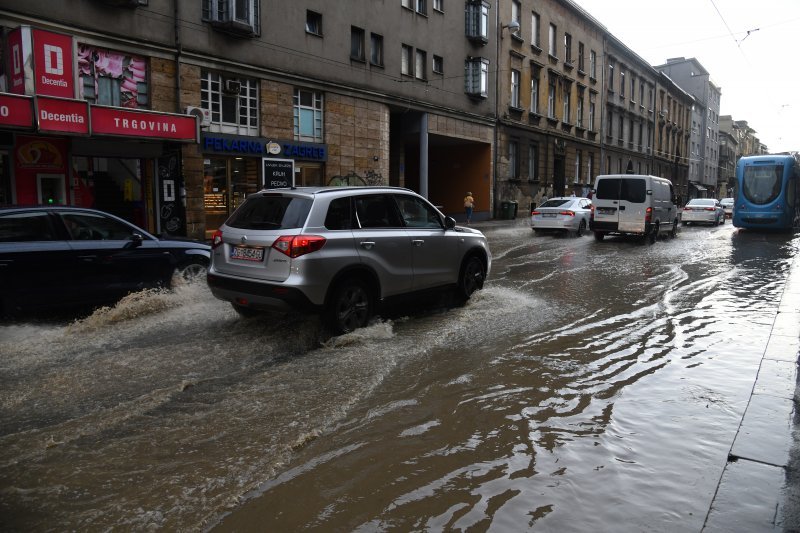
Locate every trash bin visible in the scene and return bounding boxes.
[500,201,511,219]
[509,201,518,219]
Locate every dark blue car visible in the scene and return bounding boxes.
[0,206,210,317]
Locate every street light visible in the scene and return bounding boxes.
[493,19,520,217]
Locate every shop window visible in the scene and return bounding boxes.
[204,157,260,239]
[293,89,324,143]
[201,71,258,135]
[78,44,148,108]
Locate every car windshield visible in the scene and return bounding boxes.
[539,199,571,208]
[688,199,715,207]
[226,194,312,230]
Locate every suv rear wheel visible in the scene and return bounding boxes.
[326,278,373,334]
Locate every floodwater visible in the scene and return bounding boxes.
[0,221,797,531]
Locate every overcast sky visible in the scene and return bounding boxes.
[571,0,800,153]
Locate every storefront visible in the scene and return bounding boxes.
[200,132,327,238]
[1,26,199,235]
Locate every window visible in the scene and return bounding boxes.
[416,0,427,15]
[628,118,634,143]
[305,10,322,35]
[528,144,539,181]
[618,115,624,141]
[202,0,260,35]
[402,0,412,8]
[415,49,427,80]
[547,75,556,118]
[465,57,489,97]
[531,12,541,47]
[433,0,443,12]
[638,123,643,149]
[548,24,557,57]
[530,69,540,114]
[401,44,413,76]
[590,50,597,79]
[589,92,596,130]
[578,42,585,72]
[607,110,614,137]
[588,152,594,181]
[78,44,148,108]
[433,55,443,74]
[465,1,489,42]
[293,89,323,142]
[0,212,57,242]
[201,70,258,134]
[639,82,644,106]
[510,69,520,108]
[564,33,572,65]
[608,61,615,91]
[350,27,365,61]
[370,33,384,66]
[511,0,521,37]
[576,86,584,128]
[620,70,625,97]
[509,140,519,179]
[630,76,635,102]
[575,150,582,183]
[562,80,571,123]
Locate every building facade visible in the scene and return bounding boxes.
[655,57,721,199]
[0,1,754,234]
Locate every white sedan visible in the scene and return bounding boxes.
[530,197,593,236]
[720,197,734,218]
[681,198,725,226]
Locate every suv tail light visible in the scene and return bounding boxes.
[531,210,540,216]
[645,207,653,222]
[559,210,575,217]
[272,235,326,258]
[211,229,224,249]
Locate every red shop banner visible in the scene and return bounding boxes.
[90,106,198,142]
[32,28,75,99]
[6,26,29,95]
[0,94,35,129]
[36,96,89,135]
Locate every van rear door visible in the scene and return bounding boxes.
[593,177,621,228]
[617,177,648,233]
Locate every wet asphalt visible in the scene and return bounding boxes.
[468,216,800,531]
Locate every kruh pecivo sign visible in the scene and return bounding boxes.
[262,158,295,189]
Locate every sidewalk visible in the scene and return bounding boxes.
[703,256,800,531]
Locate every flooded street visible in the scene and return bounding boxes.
[1,222,798,531]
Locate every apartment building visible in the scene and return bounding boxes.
[655,57,721,199]
[0,0,497,239]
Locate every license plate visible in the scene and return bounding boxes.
[599,207,616,214]
[542,213,556,218]
[231,245,265,262]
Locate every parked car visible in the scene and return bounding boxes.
[682,198,725,226]
[206,186,492,334]
[720,197,734,218]
[0,206,210,316]
[590,174,679,243]
[530,197,593,236]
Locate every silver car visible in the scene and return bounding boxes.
[207,186,491,334]
[530,197,593,236]
[681,198,725,226]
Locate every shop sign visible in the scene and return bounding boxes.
[91,106,198,142]
[32,29,75,98]
[263,158,295,189]
[202,133,327,161]
[0,94,35,129]
[7,26,32,95]
[36,96,89,135]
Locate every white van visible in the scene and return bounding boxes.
[589,174,679,243]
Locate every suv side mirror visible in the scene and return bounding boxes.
[444,216,457,229]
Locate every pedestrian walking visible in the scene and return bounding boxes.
[463,191,475,224]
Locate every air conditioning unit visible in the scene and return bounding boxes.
[224,79,241,95]
[185,106,211,127]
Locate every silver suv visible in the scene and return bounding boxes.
[207,186,491,334]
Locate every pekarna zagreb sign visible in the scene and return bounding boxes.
[202,133,327,161]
